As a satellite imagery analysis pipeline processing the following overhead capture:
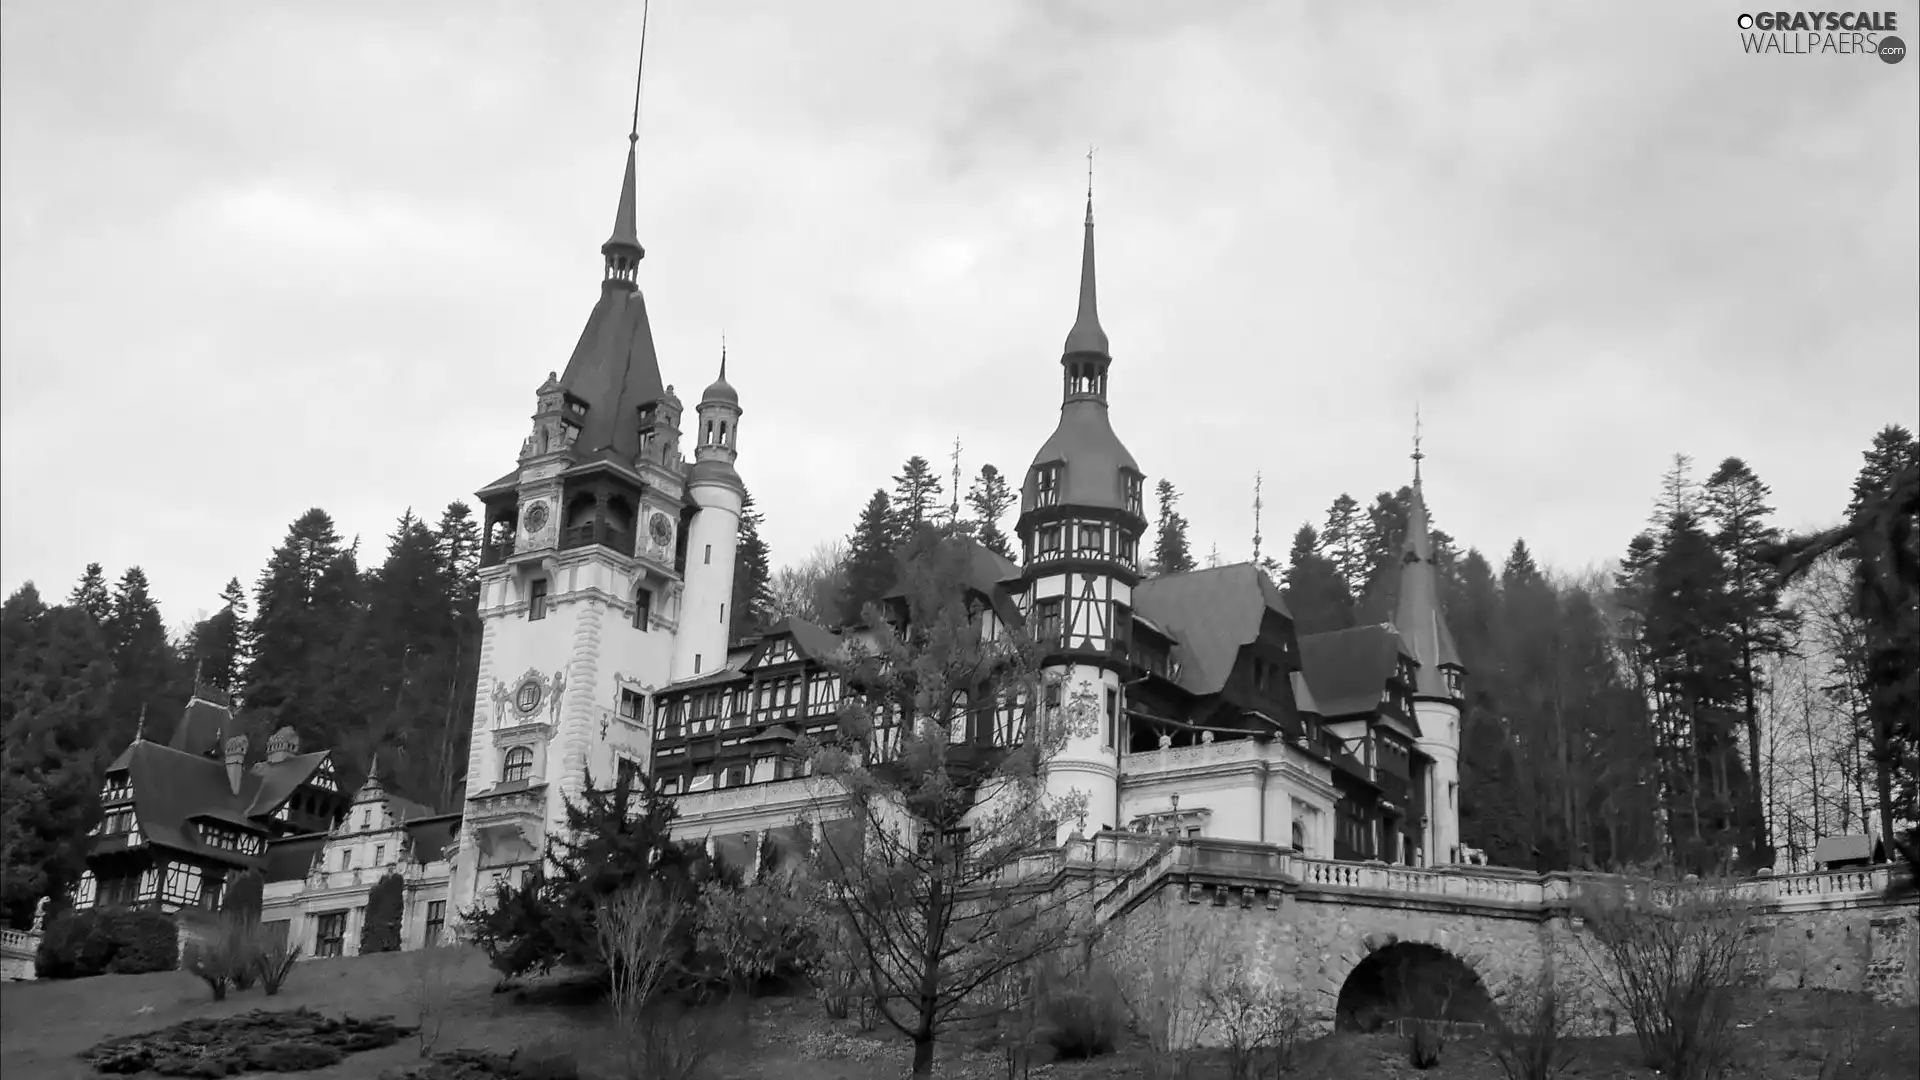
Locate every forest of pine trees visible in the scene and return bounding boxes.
[3,428,1914,928]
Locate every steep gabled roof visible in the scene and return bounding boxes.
[556,289,668,464]
[262,833,326,883]
[1131,562,1293,695]
[403,813,462,864]
[169,696,234,757]
[1296,624,1409,718]
[243,751,329,818]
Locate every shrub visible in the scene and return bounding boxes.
[412,943,459,1057]
[360,872,405,954]
[1198,957,1310,1080]
[223,869,265,921]
[514,1036,581,1080]
[1408,1020,1444,1069]
[1042,962,1125,1060]
[1573,875,1758,1080]
[1490,970,1574,1080]
[258,939,302,995]
[36,907,180,979]
[186,916,261,1001]
[632,1004,720,1080]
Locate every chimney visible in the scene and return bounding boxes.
[224,734,249,795]
[265,726,299,765]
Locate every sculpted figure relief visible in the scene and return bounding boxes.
[548,667,568,724]
[491,679,514,725]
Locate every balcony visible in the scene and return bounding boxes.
[560,522,635,557]
[479,539,515,569]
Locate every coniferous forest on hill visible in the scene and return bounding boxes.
[3,425,1916,930]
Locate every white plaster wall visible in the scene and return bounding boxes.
[673,484,741,683]
[1045,662,1120,842]
[1414,699,1462,864]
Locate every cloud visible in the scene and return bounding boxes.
[1,0,1914,626]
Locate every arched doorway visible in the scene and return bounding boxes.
[1335,940,1496,1033]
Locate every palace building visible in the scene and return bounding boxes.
[74,75,1469,932]
[643,192,1467,879]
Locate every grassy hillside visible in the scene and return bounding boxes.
[1,947,1913,1079]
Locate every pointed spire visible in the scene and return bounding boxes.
[134,703,148,742]
[1394,431,1464,700]
[701,335,738,405]
[1412,403,1425,490]
[601,1,651,286]
[1062,146,1109,357]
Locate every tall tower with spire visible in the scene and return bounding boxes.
[1392,415,1467,865]
[451,20,740,910]
[674,346,746,679]
[1016,170,1147,841]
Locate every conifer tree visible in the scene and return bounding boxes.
[245,509,366,757]
[891,456,946,538]
[1151,480,1195,575]
[188,578,250,695]
[1,588,116,926]
[731,490,775,644]
[107,568,189,745]
[432,502,484,805]
[68,565,111,626]
[840,490,900,626]
[1282,523,1355,635]
[1318,494,1366,598]
[965,464,1017,561]
[357,510,451,792]
[1703,457,1790,862]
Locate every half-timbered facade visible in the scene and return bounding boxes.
[648,187,1467,871]
[74,690,353,914]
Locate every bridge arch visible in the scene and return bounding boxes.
[1331,931,1500,1032]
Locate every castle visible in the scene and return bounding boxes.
[68,90,1469,954]
[439,124,1468,910]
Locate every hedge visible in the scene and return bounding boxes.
[36,907,181,979]
[358,873,405,955]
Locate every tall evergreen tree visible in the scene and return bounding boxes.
[106,568,189,747]
[1,589,116,926]
[965,464,1017,561]
[433,501,484,806]
[731,490,775,644]
[891,456,945,538]
[1151,480,1195,576]
[188,577,249,694]
[357,510,450,791]
[1702,457,1790,862]
[68,565,111,626]
[1282,524,1355,635]
[1318,494,1366,598]
[840,490,900,626]
[245,509,366,759]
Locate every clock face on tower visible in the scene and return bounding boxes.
[649,512,673,546]
[523,501,549,534]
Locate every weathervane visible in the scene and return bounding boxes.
[1411,403,1425,487]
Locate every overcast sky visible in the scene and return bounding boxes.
[3,1,1915,629]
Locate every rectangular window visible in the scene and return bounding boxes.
[694,654,702,674]
[725,765,748,788]
[1105,687,1119,749]
[720,602,726,625]
[374,844,386,864]
[1077,523,1103,553]
[315,912,347,959]
[362,808,372,830]
[424,901,446,947]
[1036,598,1064,643]
[704,544,712,565]
[633,588,652,630]
[1037,465,1061,507]
[341,850,353,871]
[1124,473,1144,517]
[616,756,642,794]
[620,688,645,719]
[1039,525,1063,553]
[528,579,549,621]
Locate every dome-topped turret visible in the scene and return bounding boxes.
[702,344,738,406]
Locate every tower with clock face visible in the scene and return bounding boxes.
[448,128,743,913]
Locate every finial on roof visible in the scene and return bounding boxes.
[601,0,651,283]
[1062,148,1109,357]
[1252,471,1265,563]
[134,703,147,742]
[1411,402,1425,489]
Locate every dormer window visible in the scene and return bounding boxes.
[1036,465,1061,507]
[1444,667,1464,698]
[1123,473,1143,517]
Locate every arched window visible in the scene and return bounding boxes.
[502,747,534,784]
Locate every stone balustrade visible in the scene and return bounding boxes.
[1092,836,1911,922]
[1,927,40,981]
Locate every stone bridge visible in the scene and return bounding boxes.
[1075,834,1918,1034]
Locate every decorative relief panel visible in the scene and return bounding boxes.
[491,665,570,726]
